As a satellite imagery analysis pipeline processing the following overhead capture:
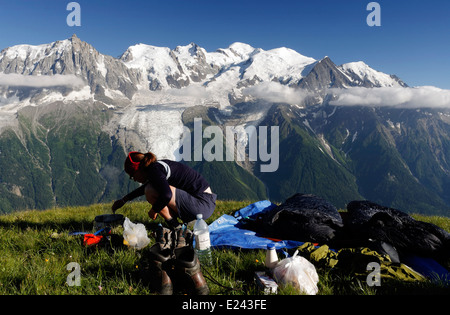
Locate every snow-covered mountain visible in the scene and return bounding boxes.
[0,35,406,155]
[0,34,405,104]
[119,42,317,91]
[339,61,407,88]
[0,34,140,98]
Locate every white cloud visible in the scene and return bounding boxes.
[166,85,212,99]
[242,81,311,104]
[329,86,450,108]
[0,73,84,88]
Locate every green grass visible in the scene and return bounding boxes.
[0,201,449,295]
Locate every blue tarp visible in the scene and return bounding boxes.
[209,200,305,250]
[402,255,450,284]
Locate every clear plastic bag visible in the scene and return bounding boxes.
[272,250,319,295]
[122,217,150,250]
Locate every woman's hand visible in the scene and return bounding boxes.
[148,208,158,220]
[112,199,126,213]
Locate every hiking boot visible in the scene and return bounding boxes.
[175,225,194,248]
[147,243,174,295]
[184,228,194,247]
[155,224,173,250]
[174,246,209,295]
[175,227,186,248]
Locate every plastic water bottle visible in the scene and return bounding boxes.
[193,214,212,265]
[265,244,279,270]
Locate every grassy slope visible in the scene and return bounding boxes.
[0,200,449,295]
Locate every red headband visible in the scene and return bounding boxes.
[127,151,140,173]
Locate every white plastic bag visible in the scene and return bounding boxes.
[272,250,319,295]
[122,217,150,250]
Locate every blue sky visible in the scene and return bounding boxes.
[0,0,449,88]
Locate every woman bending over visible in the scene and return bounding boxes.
[112,151,216,229]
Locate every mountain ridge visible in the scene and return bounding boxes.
[0,34,405,97]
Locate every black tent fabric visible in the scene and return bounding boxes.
[345,200,450,265]
[245,193,344,244]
